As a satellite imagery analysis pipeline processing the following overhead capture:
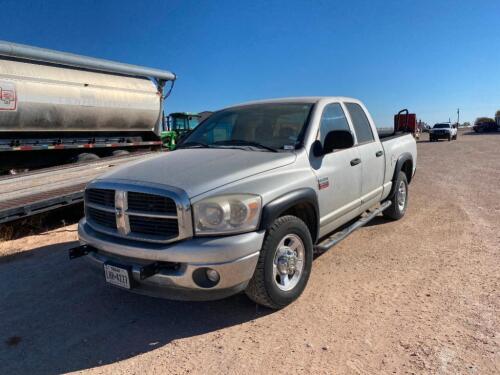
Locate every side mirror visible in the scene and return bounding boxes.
[312,140,324,157]
[323,130,354,154]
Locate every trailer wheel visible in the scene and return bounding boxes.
[383,171,408,220]
[112,150,130,157]
[75,153,100,163]
[245,215,313,309]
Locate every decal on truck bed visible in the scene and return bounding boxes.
[0,80,17,111]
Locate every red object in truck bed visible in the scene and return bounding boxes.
[394,113,417,133]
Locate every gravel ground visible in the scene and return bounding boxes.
[0,130,498,374]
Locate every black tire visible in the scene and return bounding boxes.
[245,215,313,309]
[383,171,409,220]
[75,153,100,163]
[447,134,451,141]
[112,150,130,157]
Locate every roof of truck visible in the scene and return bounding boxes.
[226,96,361,108]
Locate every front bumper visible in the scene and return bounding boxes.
[430,131,451,139]
[77,219,264,301]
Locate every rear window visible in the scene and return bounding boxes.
[434,123,450,129]
[345,103,374,144]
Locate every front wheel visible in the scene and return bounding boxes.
[383,171,409,220]
[245,215,313,309]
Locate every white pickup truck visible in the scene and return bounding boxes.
[72,97,417,309]
[429,123,458,141]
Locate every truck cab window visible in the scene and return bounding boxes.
[345,102,374,144]
[318,103,351,145]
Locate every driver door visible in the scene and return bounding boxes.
[310,102,362,237]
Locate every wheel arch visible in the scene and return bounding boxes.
[388,153,413,198]
[259,188,319,244]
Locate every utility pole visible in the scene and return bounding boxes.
[457,108,460,139]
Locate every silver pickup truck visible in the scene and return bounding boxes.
[73,97,417,309]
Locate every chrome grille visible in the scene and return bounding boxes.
[84,182,192,243]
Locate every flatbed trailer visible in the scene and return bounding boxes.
[0,152,159,224]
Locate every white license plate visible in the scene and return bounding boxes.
[104,263,131,289]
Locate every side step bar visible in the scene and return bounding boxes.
[314,200,392,253]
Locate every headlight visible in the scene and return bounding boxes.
[193,194,262,235]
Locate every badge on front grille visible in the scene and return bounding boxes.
[115,190,130,235]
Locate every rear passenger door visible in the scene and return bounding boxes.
[344,102,384,208]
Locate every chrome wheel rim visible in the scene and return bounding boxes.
[397,180,407,211]
[273,234,305,291]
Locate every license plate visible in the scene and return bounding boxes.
[104,263,131,289]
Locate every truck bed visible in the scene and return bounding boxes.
[378,130,412,142]
[0,152,160,224]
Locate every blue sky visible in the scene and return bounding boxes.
[1,0,499,126]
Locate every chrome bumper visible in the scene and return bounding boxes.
[78,219,264,301]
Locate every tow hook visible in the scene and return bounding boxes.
[69,244,93,259]
[139,262,161,280]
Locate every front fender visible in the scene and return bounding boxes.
[259,188,319,242]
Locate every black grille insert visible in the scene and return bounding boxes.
[87,207,116,229]
[129,215,179,238]
[127,192,177,214]
[86,188,115,208]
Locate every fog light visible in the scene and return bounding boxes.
[206,268,220,283]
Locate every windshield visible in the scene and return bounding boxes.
[179,103,314,151]
[171,117,187,131]
[188,117,200,129]
[434,123,450,129]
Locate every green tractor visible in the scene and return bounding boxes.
[161,112,201,150]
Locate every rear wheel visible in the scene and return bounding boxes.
[75,153,100,163]
[383,171,408,220]
[245,215,313,309]
[112,150,130,157]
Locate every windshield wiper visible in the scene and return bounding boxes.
[213,140,279,152]
[176,141,210,149]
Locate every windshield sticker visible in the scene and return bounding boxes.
[283,145,295,150]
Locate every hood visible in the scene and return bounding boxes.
[97,148,296,197]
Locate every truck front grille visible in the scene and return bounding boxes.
[127,191,176,214]
[129,215,179,239]
[86,207,117,229]
[86,188,115,208]
[84,184,191,243]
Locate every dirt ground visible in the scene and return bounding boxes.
[1,130,499,374]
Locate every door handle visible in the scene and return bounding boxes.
[350,158,361,166]
[376,150,383,157]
